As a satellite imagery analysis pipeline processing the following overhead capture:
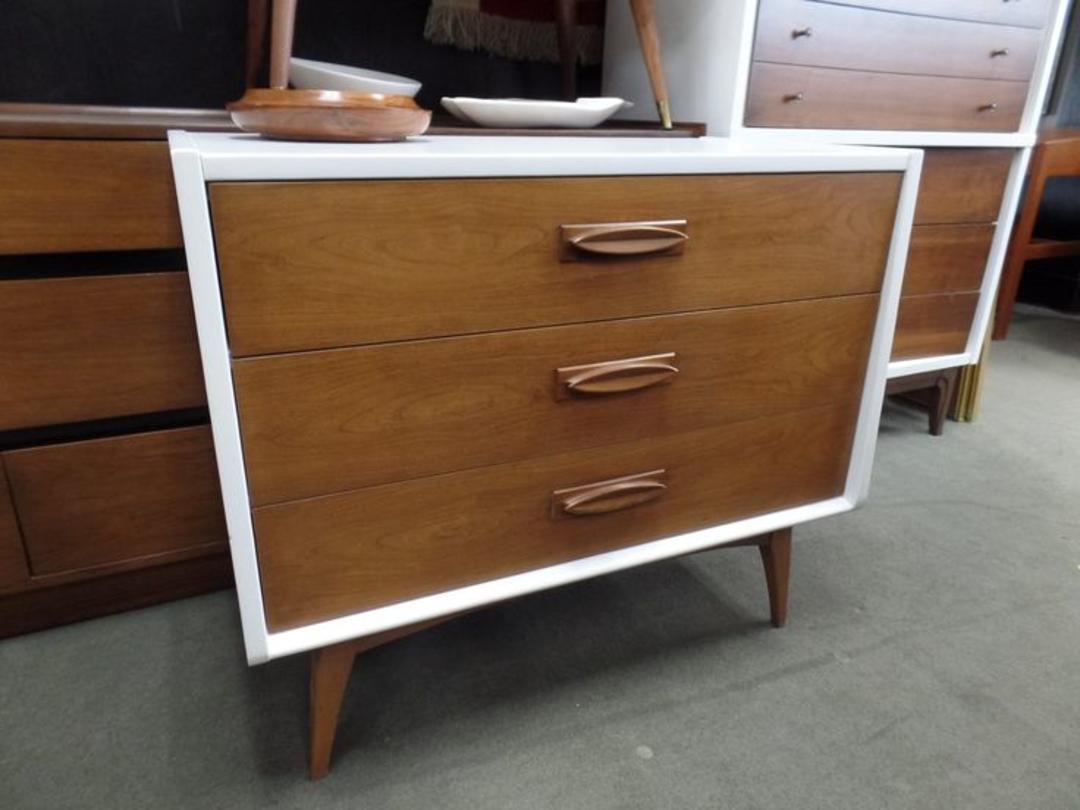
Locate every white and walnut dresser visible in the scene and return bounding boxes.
[170,133,918,778]
[605,0,1072,432]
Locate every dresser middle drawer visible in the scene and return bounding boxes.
[210,173,899,355]
[233,295,879,506]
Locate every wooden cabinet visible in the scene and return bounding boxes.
[172,133,915,777]
[0,107,232,637]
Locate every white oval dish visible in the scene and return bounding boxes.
[441,97,631,129]
[290,57,421,97]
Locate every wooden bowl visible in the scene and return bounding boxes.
[228,89,431,142]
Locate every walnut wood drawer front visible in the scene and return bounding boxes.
[0,273,207,431]
[914,149,1014,225]
[891,293,979,361]
[2,427,227,578]
[746,62,1027,132]
[210,173,900,355]
[234,295,878,507]
[810,0,1052,29]
[254,401,856,630]
[755,0,1041,82]
[0,140,181,255]
[903,224,994,297]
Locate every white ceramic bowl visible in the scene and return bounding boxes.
[441,97,630,129]
[289,57,421,97]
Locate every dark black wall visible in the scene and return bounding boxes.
[0,0,597,110]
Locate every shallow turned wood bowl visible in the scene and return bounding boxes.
[228,89,431,142]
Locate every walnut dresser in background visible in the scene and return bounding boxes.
[604,0,1073,432]
[0,104,235,636]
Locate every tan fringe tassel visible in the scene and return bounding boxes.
[424,5,604,66]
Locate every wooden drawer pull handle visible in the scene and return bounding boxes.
[552,469,667,518]
[555,352,678,400]
[560,220,688,259]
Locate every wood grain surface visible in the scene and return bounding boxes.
[254,402,857,629]
[914,148,1014,225]
[0,273,207,431]
[234,295,879,506]
[0,462,29,591]
[891,293,980,360]
[0,139,181,254]
[746,62,1027,132]
[754,0,1041,82]
[3,427,227,577]
[903,224,994,296]
[210,173,900,355]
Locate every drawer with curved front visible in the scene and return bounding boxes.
[746,62,1027,132]
[253,401,857,630]
[233,295,879,506]
[209,173,900,355]
[754,0,1041,82]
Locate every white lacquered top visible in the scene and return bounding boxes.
[169,131,915,181]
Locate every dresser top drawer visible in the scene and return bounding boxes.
[0,140,181,255]
[755,0,1042,83]
[210,173,900,355]
[915,148,1014,224]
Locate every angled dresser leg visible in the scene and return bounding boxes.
[758,528,792,628]
[309,641,360,780]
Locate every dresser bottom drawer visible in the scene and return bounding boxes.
[254,402,857,630]
[891,293,979,361]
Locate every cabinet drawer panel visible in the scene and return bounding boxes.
[3,427,227,576]
[210,173,900,355]
[234,295,879,506]
[755,0,1041,82]
[255,402,856,630]
[915,149,1014,225]
[810,0,1052,29]
[746,62,1027,132]
[0,462,29,592]
[0,140,181,255]
[903,224,994,296]
[891,293,979,360]
[0,273,207,431]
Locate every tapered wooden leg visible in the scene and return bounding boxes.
[758,528,792,628]
[309,641,359,780]
[928,368,959,436]
[555,0,577,100]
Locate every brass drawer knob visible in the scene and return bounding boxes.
[783,92,805,103]
[791,27,812,39]
[552,469,668,518]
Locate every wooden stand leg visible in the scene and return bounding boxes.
[758,528,792,628]
[928,368,959,437]
[309,641,359,780]
[555,0,578,101]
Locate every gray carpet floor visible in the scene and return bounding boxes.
[2,306,1078,810]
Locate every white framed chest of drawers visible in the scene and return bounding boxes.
[170,132,919,777]
[604,0,1072,429]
